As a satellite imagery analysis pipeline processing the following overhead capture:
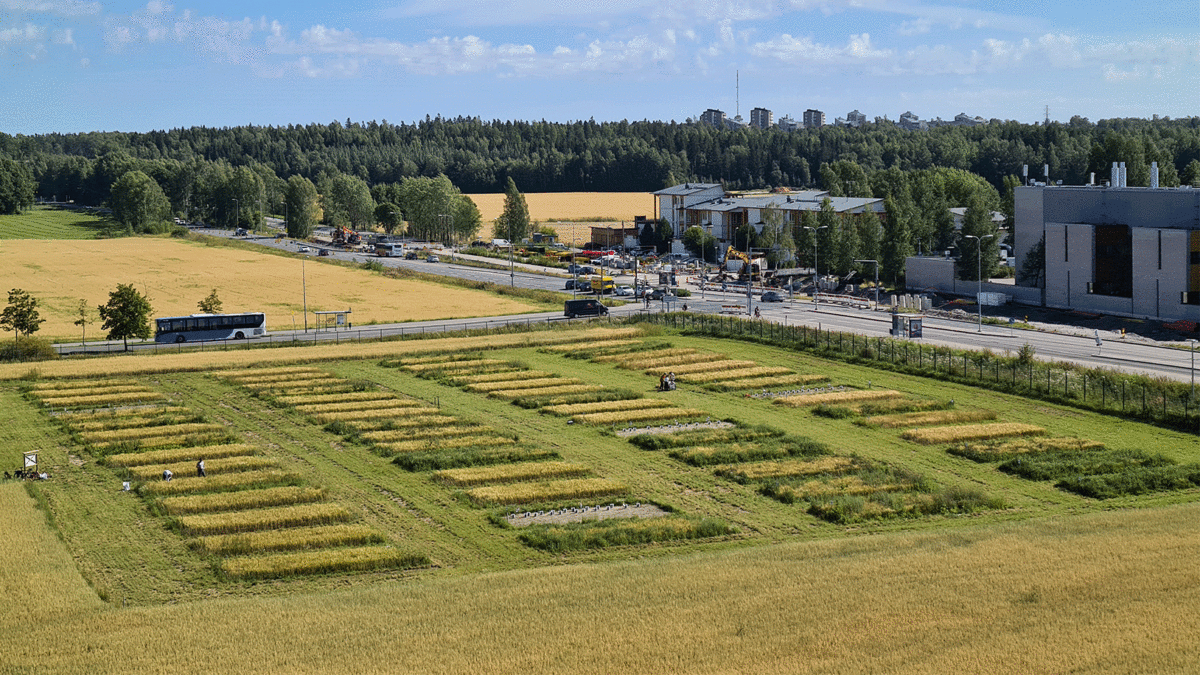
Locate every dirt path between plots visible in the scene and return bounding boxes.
[505,502,669,527]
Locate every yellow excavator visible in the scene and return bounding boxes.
[723,245,763,282]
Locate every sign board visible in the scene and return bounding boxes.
[977,292,1011,307]
[23,452,37,468]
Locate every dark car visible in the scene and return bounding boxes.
[564,299,609,319]
[564,279,578,290]
[761,291,785,302]
[318,248,331,257]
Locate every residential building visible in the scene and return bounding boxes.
[652,183,725,236]
[803,109,825,128]
[953,112,986,127]
[777,115,801,132]
[898,111,925,131]
[845,110,867,128]
[700,109,727,128]
[750,107,773,130]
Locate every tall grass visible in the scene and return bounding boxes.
[518,517,735,553]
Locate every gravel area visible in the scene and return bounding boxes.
[617,420,735,437]
[505,502,669,527]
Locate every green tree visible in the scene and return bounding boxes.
[284,175,321,239]
[197,288,223,314]
[321,173,375,229]
[1,288,45,341]
[958,192,1001,282]
[1001,174,1021,230]
[759,205,796,268]
[1182,159,1200,187]
[654,219,674,255]
[227,166,266,230]
[1017,235,1045,288]
[855,208,882,272]
[110,171,171,233]
[98,284,152,351]
[880,196,913,285]
[73,298,92,346]
[453,196,482,243]
[497,177,531,244]
[399,174,474,242]
[374,202,404,235]
[0,158,36,214]
[682,226,718,262]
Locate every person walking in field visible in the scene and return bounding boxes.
[196,459,206,477]
[162,469,173,482]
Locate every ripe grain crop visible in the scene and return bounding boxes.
[374,435,516,455]
[160,486,327,515]
[435,461,591,487]
[572,407,709,425]
[276,391,398,406]
[363,426,489,443]
[140,469,303,496]
[404,359,512,373]
[35,391,166,409]
[449,370,555,385]
[295,398,419,414]
[542,398,670,416]
[126,456,278,481]
[91,430,234,451]
[467,478,628,505]
[67,411,204,432]
[393,353,483,365]
[621,352,722,370]
[592,347,696,364]
[948,437,1105,462]
[104,443,257,468]
[221,545,429,579]
[223,372,331,385]
[465,191,653,223]
[56,405,187,421]
[211,366,325,378]
[80,422,227,445]
[775,390,902,407]
[677,366,795,384]
[350,415,457,431]
[859,410,997,429]
[466,377,582,393]
[902,423,1046,445]
[179,503,352,536]
[645,360,758,376]
[715,457,858,483]
[240,377,343,391]
[488,384,606,400]
[0,327,638,380]
[704,374,831,391]
[29,378,141,392]
[542,339,643,353]
[312,407,441,423]
[195,523,383,555]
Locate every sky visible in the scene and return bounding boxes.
[1,0,1197,135]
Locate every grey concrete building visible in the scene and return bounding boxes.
[750,107,773,130]
[803,109,825,128]
[1014,184,1200,322]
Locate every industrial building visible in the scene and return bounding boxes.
[1013,170,1200,322]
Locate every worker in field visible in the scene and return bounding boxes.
[162,469,173,482]
[196,459,206,477]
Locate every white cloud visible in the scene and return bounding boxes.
[750,32,893,65]
[0,0,101,17]
[0,23,45,43]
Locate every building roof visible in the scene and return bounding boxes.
[652,183,723,196]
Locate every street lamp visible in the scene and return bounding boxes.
[803,225,828,299]
[232,198,239,230]
[963,234,994,332]
[854,259,879,307]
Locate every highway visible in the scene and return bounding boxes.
[59,228,1200,385]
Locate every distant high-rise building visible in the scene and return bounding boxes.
[750,107,773,129]
[803,109,825,128]
[845,110,866,128]
[700,109,727,127]
[777,115,800,132]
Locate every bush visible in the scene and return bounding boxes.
[0,337,60,362]
[675,288,692,298]
[1057,464,1200,499]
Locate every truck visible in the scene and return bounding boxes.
[589,275,615,295]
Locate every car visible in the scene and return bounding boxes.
[404,251,419,260]
[564,299,609,319]
[297,245,312,253]
[613,285,634,297]
[318,248,331,257]
[643,288,669,301]
[761,291,785,302]
[426,254,440,263]
[564,279,579,290]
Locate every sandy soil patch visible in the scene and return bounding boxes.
[505,502,668,527]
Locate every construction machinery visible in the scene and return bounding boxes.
[720,245,764,283]
[332,226,360,248]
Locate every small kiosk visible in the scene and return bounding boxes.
[890,313,924,339]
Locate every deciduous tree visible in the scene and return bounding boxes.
[1,288,44,341]
[110,171,170,233]
[197,289,223,314]
[284,175,321,239]
[497,177,530,244]
[98,284,152,351]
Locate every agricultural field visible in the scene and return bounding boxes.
[0,237,549,339]
[0,204,120,239]
[464,192,653,225]
[3,324,1200,673]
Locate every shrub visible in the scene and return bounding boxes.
[813,405,856,419]
[0,336,60,362]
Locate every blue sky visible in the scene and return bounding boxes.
[2,0,1197,134]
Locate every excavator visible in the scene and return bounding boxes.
[721,245,764,283]
[332,226,361,248]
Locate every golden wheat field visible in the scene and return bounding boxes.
[0,237,545,338]
[464,192,653,225]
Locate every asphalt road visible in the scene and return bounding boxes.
[59,227,1200,385]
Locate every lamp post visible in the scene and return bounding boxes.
[964,234,994,331]
[854,259,879,307]
[803,225,828,299]
[232,198,239,230]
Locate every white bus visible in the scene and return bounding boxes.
[154,313,268,344]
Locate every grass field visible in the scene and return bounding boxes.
[464,192,653,226]
[4,325,1200,673]
[0,204,120,239]
[0,237,549,339]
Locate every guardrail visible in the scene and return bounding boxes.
[720,305,746,314]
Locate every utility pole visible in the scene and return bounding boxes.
[964,234,994,331]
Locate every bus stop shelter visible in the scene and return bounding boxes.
[313,309,352,332]
[890,313,924,338]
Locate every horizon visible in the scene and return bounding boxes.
[2,1,1196,136]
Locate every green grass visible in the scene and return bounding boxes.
[0,205,122,239]
[5,328,1200,608]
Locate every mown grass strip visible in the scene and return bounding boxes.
[467,478,628,505]
[435,461,591,487]
[221,546,430,579]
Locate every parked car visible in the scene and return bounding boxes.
[404,251,419,260]
[297,245,312,253]
[317,248,331,257]
[426,254,440,263]
[613,285,634,297]
[564,279,578,290]
[761,291,785,302]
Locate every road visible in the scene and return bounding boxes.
[61,227,1200,385]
